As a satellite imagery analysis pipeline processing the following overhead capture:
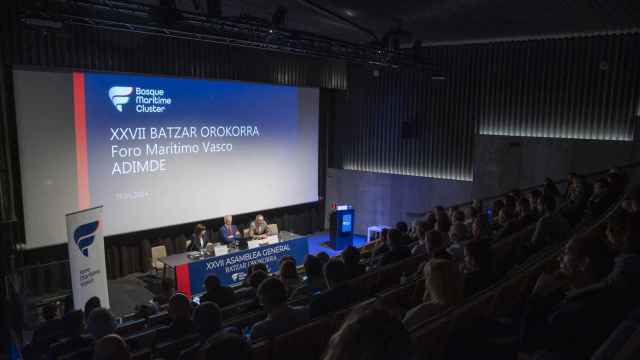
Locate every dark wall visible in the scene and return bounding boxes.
[331,63,475,181]
[331,33,640,182]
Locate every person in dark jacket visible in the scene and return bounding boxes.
[177,301,222,360]
[377,229,412,267]
[342,246,366,280]
[200,275,238,308]
[309,260,360,318]
[519,235,622,360]
[154,294,195,347]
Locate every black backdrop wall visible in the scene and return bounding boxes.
[331,33,640,182]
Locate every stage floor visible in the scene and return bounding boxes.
[306,231,368,257]
[107,231,368,317]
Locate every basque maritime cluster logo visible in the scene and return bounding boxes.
[74,221,100,257]
[108,86,134,112]
[108,85,172,113]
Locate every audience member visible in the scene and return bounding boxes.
[279,260,302,297]
[370,228,390,262]
[625,184,640,213]
[471,214,492,242]
[452,209,465,225]
[602,211,640,300]
[242,263,268,287]
[316,251,330,266]
[516,197,537,228]
[584,178,617,220]
[520,235,620,359]
[94,334,130,360]
[504,195,517,215]
[291,255,327,298]
[250,278,310,341]
[84,296,101,321]
[178,301,222,360]
[528,196,571,252]
[491,200,505,224]
[310,260,360,317]
[279,255,297,267]
[494,208,519,240]
[462,240,494,297]
[324,305,414,360]
[155,293,195,346]
[529,189,543,219]
[377,229,411,267]
[607,171,625,197]
[563,172,591,225]
[543,177,561,199]
[447,222,468,262]
[404,259,463,329]
[341,246,366,280]
[434,206,452,233]
[197,332,251,360]
[395,221,412,246]
[200,274,238,308]
[49,310,93,359]
[86,308,116,340]
[32,302,63,345]
[153,278,175,307]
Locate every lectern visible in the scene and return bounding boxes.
[328,205,355,251]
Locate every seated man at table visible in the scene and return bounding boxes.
[219,215,241,245]
[249,214,270,239]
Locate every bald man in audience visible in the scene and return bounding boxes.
[94,334,130,360]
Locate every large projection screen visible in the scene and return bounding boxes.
[14,69,319,249]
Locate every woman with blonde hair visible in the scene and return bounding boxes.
[403,259,463,330]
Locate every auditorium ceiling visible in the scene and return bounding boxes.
[219,0,640,44]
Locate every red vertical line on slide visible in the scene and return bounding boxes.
[73,72,90,209]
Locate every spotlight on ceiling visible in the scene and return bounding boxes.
[272,5,288,28]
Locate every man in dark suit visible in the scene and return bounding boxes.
[188,224,210,252]
[218,215,240,245]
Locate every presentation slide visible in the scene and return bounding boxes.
[14,69,319,249]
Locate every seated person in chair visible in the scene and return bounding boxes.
[218,215,241,245]
[249,214,270,239]
[188,224,210,252]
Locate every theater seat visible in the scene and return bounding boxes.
[411,314,453,360]
[272,317,333,360]
[116,318,147,337]
[250,340,272,360]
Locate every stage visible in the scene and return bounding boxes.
[107,231,368,317]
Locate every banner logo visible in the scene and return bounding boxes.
[108,86,134,112]
[74,221,100,257]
